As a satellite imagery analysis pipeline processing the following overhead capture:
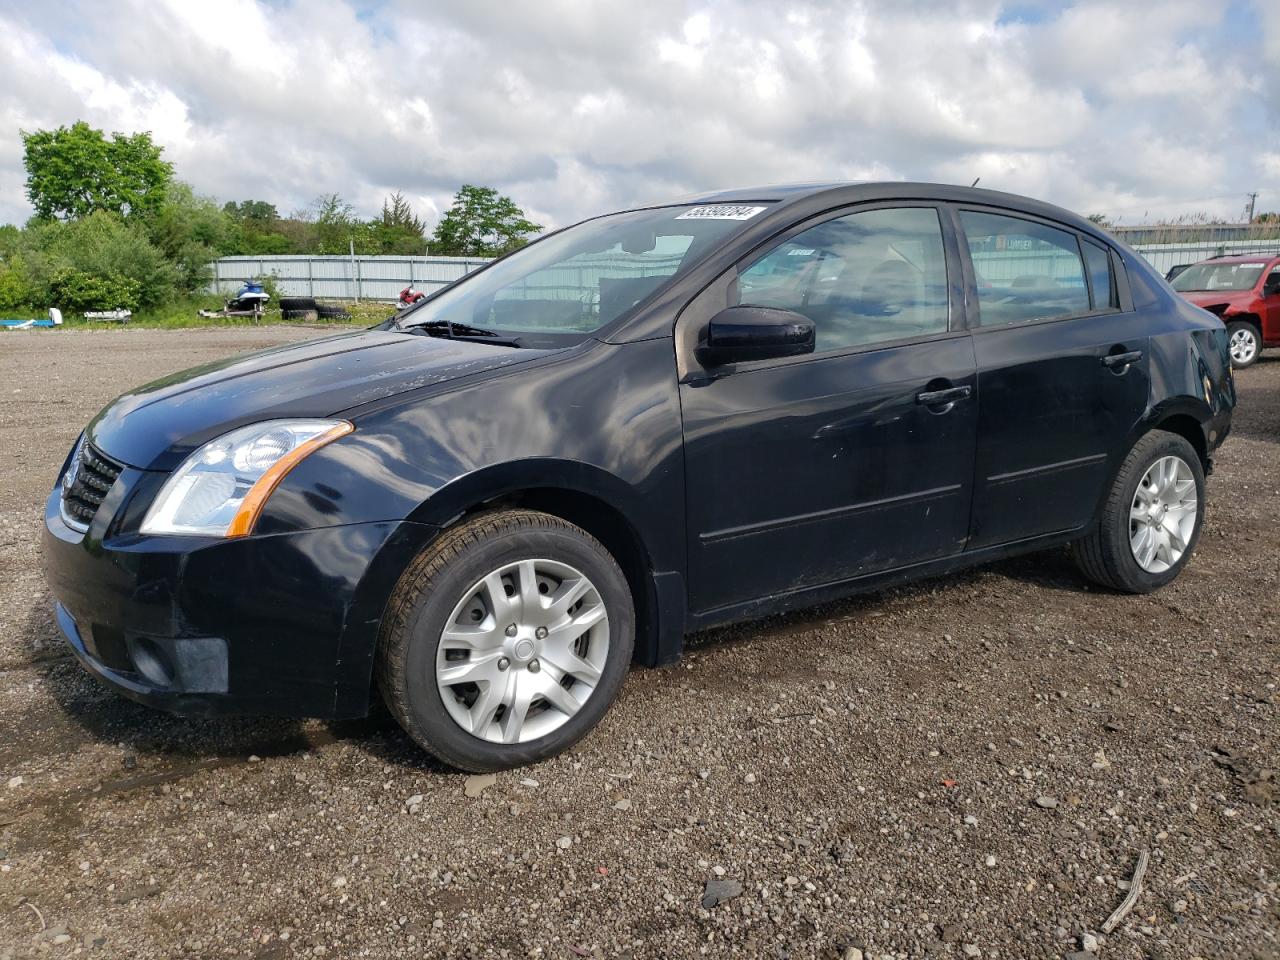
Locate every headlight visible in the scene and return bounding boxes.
[140,419,353,537]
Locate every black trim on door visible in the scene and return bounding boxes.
[699,483,963,544]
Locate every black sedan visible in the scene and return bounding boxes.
[43,183,1235,771]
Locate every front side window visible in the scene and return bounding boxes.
[737,207,950,353]
[1170,261,1265,293]
[960,210,1089,325]
[400,204,772,347]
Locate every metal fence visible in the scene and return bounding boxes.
[210,255,491,302]
[210,235,1280,303]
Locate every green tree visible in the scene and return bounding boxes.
[304,194,380,255]
[145,182,235,292]
[223,200,279,223]
[21,121,173,221]
[221,201,294,255]
[0,224,21,259]
[1086,213,1112,228]
[371,191,427,254]
[429,185,541,256]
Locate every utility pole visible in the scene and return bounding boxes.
[1245,191,1258,223]
[349,238,359,302]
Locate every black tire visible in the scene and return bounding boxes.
[1226,320,1261,368]
[1071,430,1205,593]
[281,308,318,321]
[376,509,635,771]
[315,303,351,319]
[278,297,318,312]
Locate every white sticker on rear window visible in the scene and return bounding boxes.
[675,205,767,221]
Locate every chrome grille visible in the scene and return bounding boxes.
[60,437,123,531]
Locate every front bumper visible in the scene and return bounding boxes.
[43,483,438,718]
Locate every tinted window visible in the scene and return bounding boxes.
[737,207,949,352]
[401,204,771,347]
[960,211,1089,325]
[1082,239,1118,309]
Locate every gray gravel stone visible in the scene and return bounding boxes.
[700,878,744,909]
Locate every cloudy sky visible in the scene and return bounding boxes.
[0,0,1277,231]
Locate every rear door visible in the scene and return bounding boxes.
[956,208,1150,548]
[679,204,978,615]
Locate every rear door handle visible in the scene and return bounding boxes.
[916,385,972,406]
[1101,350,1143,368]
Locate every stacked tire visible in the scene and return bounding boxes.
[279,297,318,321]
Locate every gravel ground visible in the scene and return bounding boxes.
[0,327,1276,960]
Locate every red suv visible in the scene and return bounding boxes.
[1171,254,1280,367]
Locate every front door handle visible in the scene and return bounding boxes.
[1101,349,1143,369]
[916,385,972,406]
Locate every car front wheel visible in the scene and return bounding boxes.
[1226,320,1260,367]
[377,509,634,771]
[1071,430,1205,593]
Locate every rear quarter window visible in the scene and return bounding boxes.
[1081,238,1118,310]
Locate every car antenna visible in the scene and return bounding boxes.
[971,177,981,187]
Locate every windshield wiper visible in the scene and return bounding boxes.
[404,320,522,348]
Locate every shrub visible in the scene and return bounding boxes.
[0,255,32,311]
[23,211,179,310]
[47,269,142,312]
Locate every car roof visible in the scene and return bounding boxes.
[1205,253,1280,264]
[661,180,1105,234]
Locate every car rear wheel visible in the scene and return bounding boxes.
[1226,320,1260,367]
[1071,431,1205,593]
[376,509,634,771]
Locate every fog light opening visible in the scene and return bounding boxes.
[128,637,176,688]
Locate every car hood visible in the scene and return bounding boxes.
[1177,290,1248,313]
[88,329,547,470]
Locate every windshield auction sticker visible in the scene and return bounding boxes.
[676,205,767,220]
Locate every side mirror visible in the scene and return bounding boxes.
[695,305,815,367]
[1265,279,1280,297]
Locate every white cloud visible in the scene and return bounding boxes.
[0,0,1276,230]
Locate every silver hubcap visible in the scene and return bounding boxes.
[1229,327,1257,364]
[436,558,609,744]
[1129,456,1197,573]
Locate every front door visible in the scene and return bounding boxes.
[957,209,1151,548]
[680,205,978,616]
[1261,264,1280,342]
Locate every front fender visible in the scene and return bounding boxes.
[405,458,650,528]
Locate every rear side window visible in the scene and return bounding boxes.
[960,210,1089,326]
[1082,239,1118,310]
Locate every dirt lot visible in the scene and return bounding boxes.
[0,327,1275,960]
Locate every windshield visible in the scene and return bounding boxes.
[399,204,772,346]
[1171,261,1265,293]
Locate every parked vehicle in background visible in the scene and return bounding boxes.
[1170,253,1280,367]
[198,281,270,322]
[398,284,426,309]
[44,182,1235,771]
